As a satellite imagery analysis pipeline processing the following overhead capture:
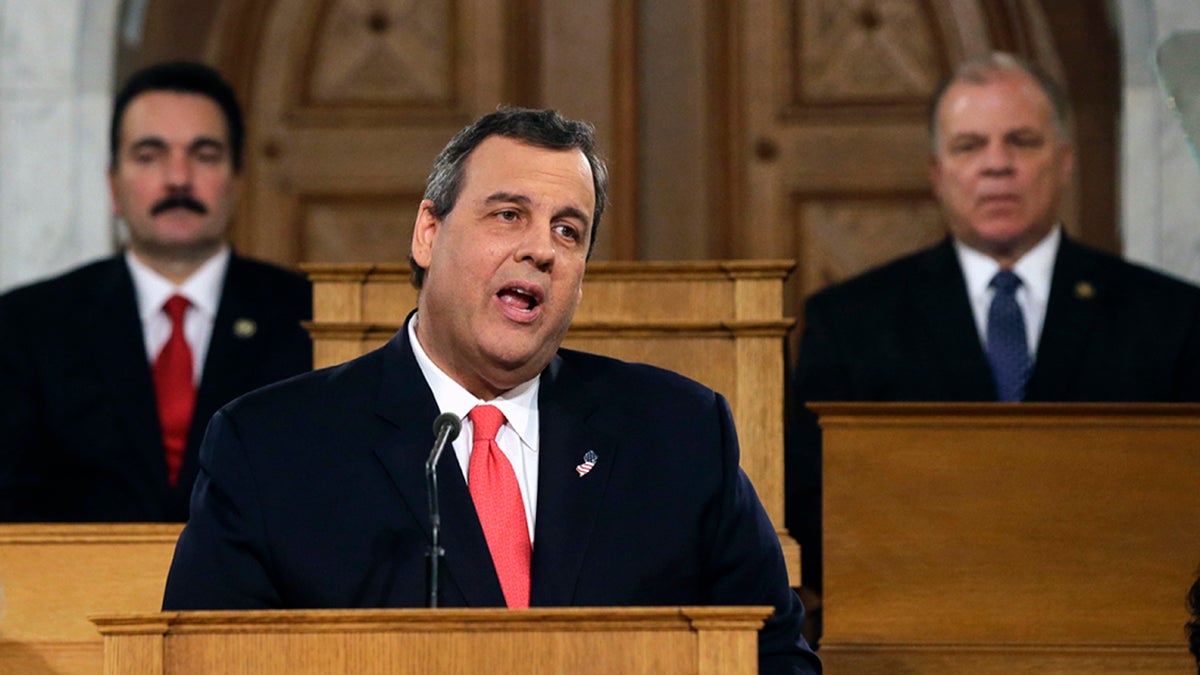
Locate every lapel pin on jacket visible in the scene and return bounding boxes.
[233,318,257,339]
[1073,281,1095,300]
[575,450,597,477]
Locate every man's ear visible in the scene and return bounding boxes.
[1058,144,1076,182]
[410,199,440,269]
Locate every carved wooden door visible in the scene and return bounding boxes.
[219,0,511,265]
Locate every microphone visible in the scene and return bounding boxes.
[426,411,461,608]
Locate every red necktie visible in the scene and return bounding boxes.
[467,405,531,608]
[153,294,195,488]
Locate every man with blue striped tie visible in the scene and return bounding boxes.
[787,51,1200,646]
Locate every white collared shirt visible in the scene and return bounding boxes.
[408,317,540,543]
[955,226,1059,358]
[127,246,231,385]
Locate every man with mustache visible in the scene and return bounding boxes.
[162,107,821,673]
[786,51,1200,644]
[0,61,312,521]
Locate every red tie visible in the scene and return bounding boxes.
[467,405,531,608]
[153,294,195,488]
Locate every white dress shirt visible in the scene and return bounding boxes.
[954,226,1059,358]
[127,246,230,385]
[408,316,540,543]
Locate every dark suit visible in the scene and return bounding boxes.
[163,325,821,673]
[0,253,312,522]
[787,235,1200,593]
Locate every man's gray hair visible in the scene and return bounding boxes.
[928,52,1072,152]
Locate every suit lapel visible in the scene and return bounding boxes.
[529,354,618,606]
[1026,237,1103,400]
[909,240,997,400]
[89,257,169,484]
[178,255,265,509]
[369,324,506,607]
[193,255,260,436]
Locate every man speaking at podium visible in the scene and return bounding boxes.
[163,108,820,673]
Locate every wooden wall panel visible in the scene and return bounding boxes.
[300,195,423,263]
[796,195,944,298]
[221,0,509,266]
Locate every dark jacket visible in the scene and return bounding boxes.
[0,253,312,521]
[164,325,820,673]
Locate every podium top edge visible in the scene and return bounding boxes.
[0,522,184,543]
[91,606,775,631]
[808,401,1200,423]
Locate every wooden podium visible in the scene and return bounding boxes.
[815,402,1200,674]
[91,607,772,674]
[0,524,181,674]
[304,260,799,584]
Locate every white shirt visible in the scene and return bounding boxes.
[408,316,540,543]
[955,226,1059,358]
[127,246,231,385]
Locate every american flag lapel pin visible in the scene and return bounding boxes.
[575,450,598,477]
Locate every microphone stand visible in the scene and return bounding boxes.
[426,412,461,608]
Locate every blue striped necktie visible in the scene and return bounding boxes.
[986,270,1030,402]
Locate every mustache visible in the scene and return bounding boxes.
[151,195,208,216]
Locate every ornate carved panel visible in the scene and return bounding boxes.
[791,0,947,110]
[306,1,455,107]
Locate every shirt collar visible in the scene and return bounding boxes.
[126,246,231,320]
[407,315,540,450]
[955,225,1060,304]
[1011,226,1059,306]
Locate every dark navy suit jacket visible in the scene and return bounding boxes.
[0,253,312,521]
[787,235,1200,590]
[163,325,821,673]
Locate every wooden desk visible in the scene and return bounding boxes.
[0,524,181,674]
[815,403,1200,674]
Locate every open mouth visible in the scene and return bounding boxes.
[498,286,541,313]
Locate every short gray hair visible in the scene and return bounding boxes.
[928,52,1072,152]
